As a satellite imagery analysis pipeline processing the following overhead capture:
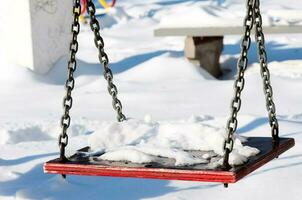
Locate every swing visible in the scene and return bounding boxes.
[44,0,295,187]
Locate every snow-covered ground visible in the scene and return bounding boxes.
[0,0,302,199]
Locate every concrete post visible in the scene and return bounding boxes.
[0,0,73,74]
[185,36,224,78]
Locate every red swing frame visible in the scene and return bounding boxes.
[44,137,294,183]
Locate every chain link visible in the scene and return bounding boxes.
[58,0,81,162]
[222,0,280,169]
[86,0,126,122]
[222,0,254,169]
[254,0,279,140]
[58,0,126,162]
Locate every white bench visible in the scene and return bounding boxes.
[154,25,302,77]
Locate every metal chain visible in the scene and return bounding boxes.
[222,0,280,169]
[59,0,277,172]
[222,0,255,169]
[86,0,126,122]
[58,0,81,162]
[254,0,279,141]
[58,0,127,162]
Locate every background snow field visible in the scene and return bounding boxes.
[0,0,302,199]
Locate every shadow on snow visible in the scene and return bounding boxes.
[0,163,217,200]
[221,41,302,79]
[237,117,302,136]
[0,153,57,166]
[41,50,182,85]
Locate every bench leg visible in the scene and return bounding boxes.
[185,36,223,78]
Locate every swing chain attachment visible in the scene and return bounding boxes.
[223,0,280,169]
[86,0,126,122]
[58,0,126,162]
[58,0,81,162]
[222,0,255,169]
[254,0,279,140]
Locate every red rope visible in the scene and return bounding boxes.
[111,0,117,7]
[80,0,117,15]
[81,0,87,15]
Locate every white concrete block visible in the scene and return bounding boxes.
[0,0,73,74]
[184,37,196,59]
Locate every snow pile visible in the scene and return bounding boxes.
[95,7,131,29]
[0,124,51,145]
[157,3,244,28]
[118,53,213,82]
[89,116,260,166]
[0,119,93,145]
[156,0,302,28]
[246,60,302,79]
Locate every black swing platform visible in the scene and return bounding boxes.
[44,137,294,183]
[44,0,295,186]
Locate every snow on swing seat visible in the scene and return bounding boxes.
[44,137,294,183]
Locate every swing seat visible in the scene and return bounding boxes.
[44,137,294,183]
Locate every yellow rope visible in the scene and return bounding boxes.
[79,15,86,23]
[98,0,110,9]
